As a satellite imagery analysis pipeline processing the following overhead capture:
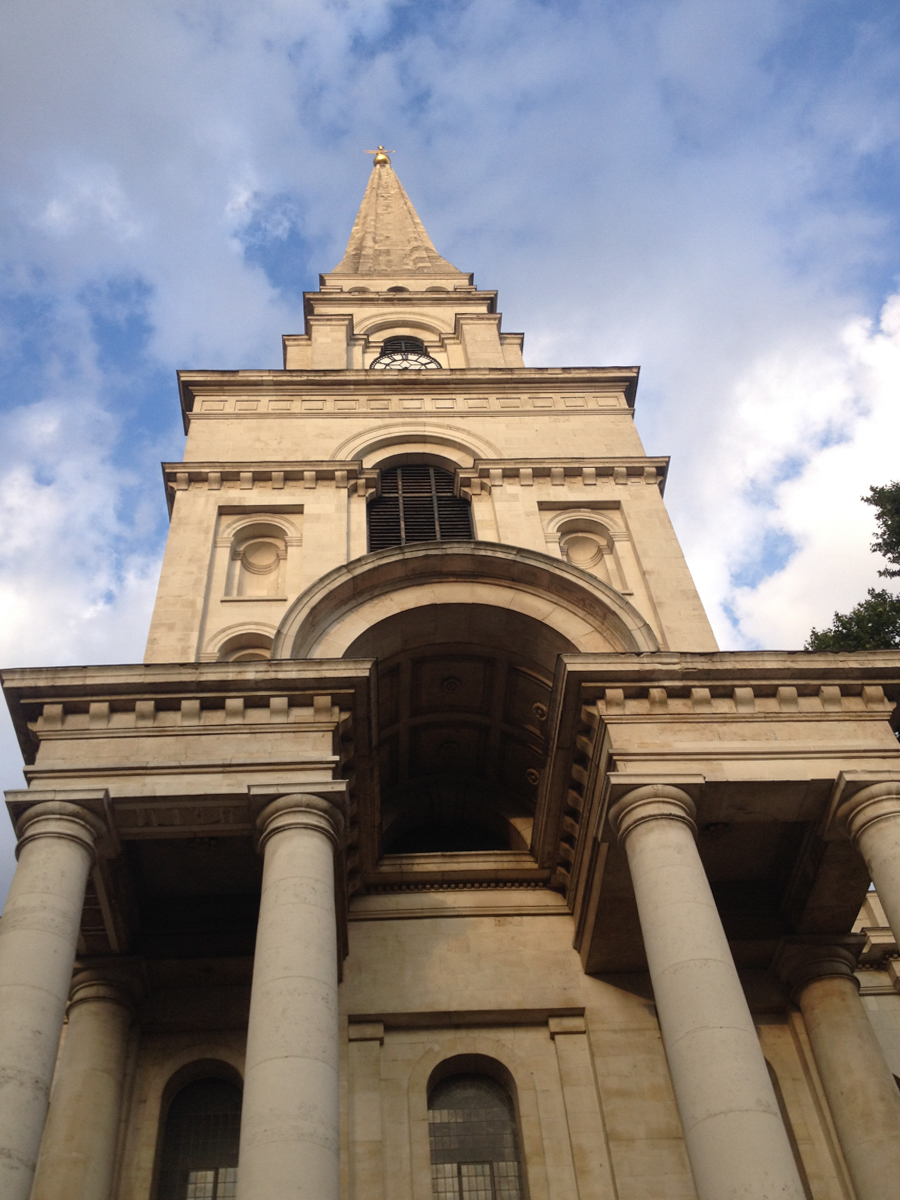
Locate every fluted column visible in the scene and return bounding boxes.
[0,801,105,1200]
[236,792,344,1200]
[31,969,139,1200]
[838,781,900,941]
[779,942,900,1200]
[609,784,805,1200]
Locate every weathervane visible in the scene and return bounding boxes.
[366,145,395,167]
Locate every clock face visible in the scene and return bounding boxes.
[369,350,442,370]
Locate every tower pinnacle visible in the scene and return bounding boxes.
[366,145,394,167]
[331,156,465,277]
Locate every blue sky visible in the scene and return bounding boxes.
[1,0,900,898]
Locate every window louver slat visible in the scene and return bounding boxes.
[368,465,473,551]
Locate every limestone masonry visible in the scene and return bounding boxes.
[2,153,900,1200]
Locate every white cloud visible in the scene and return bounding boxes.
[721,295,900,647]
[0,0,899,902]
[0,392,164,898]
[37,165,142,241]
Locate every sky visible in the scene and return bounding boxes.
[0,0,899,900]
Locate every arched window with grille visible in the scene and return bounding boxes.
[428,1073,524,1200]
[156,1078,242,1200]
[368,464,473,551]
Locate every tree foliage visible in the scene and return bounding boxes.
[865,480,900,579]
[805,481,900,651]
[805,588,900,651]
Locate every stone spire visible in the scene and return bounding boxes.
[331,156,465,277]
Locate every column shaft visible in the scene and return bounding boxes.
[236,794,342,1200]
[611,786,805,1200]
[795,967,900,1200]
[0,803,102,1200]
[31,975,136,1200]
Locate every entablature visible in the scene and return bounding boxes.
[533,651,900,976]
[2,660,377,960]
[177,366,641,431]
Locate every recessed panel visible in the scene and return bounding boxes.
[409,722,487,778]
[504,666,551,737]
[412,655,493,716]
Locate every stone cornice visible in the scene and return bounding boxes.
[177,365,641,430]
[305,286,496,317]
[0,659,375,765]
[461,457,669,494]
[160,460,380,513]
[158,457,669,512]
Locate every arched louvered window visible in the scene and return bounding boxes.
[428,1074,524,1200]
[382,335,425,353]
[368,465,473,551]
[157,1079,242,1200]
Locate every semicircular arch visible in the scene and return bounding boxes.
[332,422,501,466]
[205,620,278,658]
[355,312,455,338]
[272,543,659,659]
[406,1038,547,1200]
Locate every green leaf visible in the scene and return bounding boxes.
[805,589,900,651]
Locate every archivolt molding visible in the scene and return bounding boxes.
[331,423,502,466]
[125,1042,245,1196]
[219,512,301,541]
[271,543,660,660]
[204,620,278,657]
[543,507,623,537]
[353,312,455,338]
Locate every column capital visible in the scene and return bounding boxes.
[256,792,346,854]
[608,783,697,845]
[13,801,107,863]
[836,780,900,843]
[68,962,146,1016]
[773,937,864,1000]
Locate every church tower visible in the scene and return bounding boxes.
[2,154,900,1200]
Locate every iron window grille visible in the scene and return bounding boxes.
[428,1075,524,1200]
[157,1080,241,1200]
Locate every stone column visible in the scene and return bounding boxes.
[838,781,900,940]
[0,801,105,1200]
[609,784,805,1200]
[31,969,139,1200]
[236,793,344,1200]
[780,943,900,1200]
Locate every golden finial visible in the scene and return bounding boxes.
[366,145,395,168]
